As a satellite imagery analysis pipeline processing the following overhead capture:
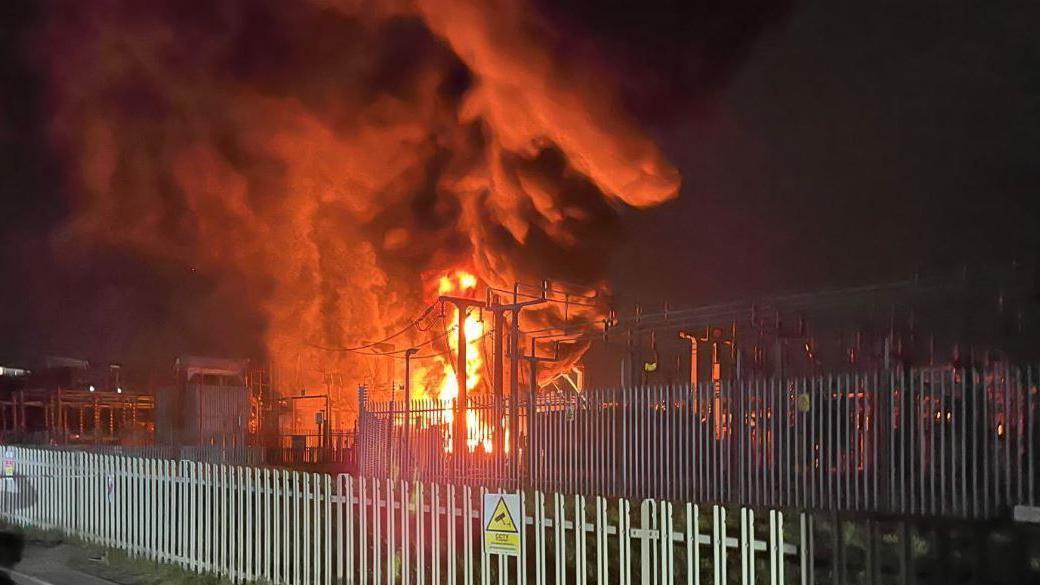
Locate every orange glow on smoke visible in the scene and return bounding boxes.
[43,0,682,433]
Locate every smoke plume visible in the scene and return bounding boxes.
[38,0,781,413]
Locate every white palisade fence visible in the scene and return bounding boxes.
[0,447,813,585]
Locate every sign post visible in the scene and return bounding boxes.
[483,492,521,557]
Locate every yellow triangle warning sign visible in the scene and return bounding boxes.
[485,496,518,533]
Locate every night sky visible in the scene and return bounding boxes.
[615,0,1040,306]
[1,0,1038,370]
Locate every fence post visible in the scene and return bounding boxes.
[768,510,782,585]
[339,474,350,585]
[375,478,385,585]
[712,506,727,585]
[324,474,333,585]
[534,491,547,585]
[575,495,589,585]
[304,473,313,585]
[359,476,368,585]
[555,493,568,585]
[150,458,158,557]
[386,479,396,585]
[480,487,490,585]
[220,463,228,579]
[294,471,302,585]
[237,466,246,584]
[206,463,215,575]
[274,469,284,584]
[799,513,813,585]
[594,496,607,585]
[658,500,673,585]
[741,508,754,585]
[428,480,439,585]
[618,497,631,585]
[687,503,701,585]
[149,458,157,562]
[179,460,187,570]
[245,467,253,583]
[463,484,474,585]
[262,468,272,583]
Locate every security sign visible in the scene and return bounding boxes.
[483,493,521,557]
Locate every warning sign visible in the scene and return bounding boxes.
[483,493,521,557]
[487,498,518,532]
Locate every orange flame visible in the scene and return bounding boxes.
[409,269,494,452]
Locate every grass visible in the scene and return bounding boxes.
[68,549,236,585]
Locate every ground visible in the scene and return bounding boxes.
[0,528,227,585]
[2,539,116,585]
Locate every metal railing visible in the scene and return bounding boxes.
[357,364,1040,520]
[31,441,357,471]
[0,446,810,585]
[44,444,269,466]
[357,395,525,486]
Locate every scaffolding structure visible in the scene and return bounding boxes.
[0,387,154,445]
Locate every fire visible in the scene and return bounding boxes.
[435,269,484,400]
[35,0,725,433]
[411,269,494,452]
[467,410,493,453]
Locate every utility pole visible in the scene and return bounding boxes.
[439,295,486,473]
[623,303,642,389]
[507,293,545,474]
[486,290,545,474]
[444,282,551,482]
[485,296,508,455]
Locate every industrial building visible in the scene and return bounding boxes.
[0,357,154,445]
[154,356,253,448]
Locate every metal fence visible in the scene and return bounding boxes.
[0,446,811,585]
[43,444,268,466]
[27,440,357,471]
[357,364,1039,520]
[357,395,524,486]
[271,432,357,470]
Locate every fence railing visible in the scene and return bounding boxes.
[357,395,524,486]
[29,442,356,471]
[0,446,810,585]
[357,364,1040,520]
[40,444,268,466]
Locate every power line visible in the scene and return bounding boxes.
[607,275,988,331]
[305,302,438,354]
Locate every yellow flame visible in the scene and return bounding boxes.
[423,269,494,452]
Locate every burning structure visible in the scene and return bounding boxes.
[39,0,789,438]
